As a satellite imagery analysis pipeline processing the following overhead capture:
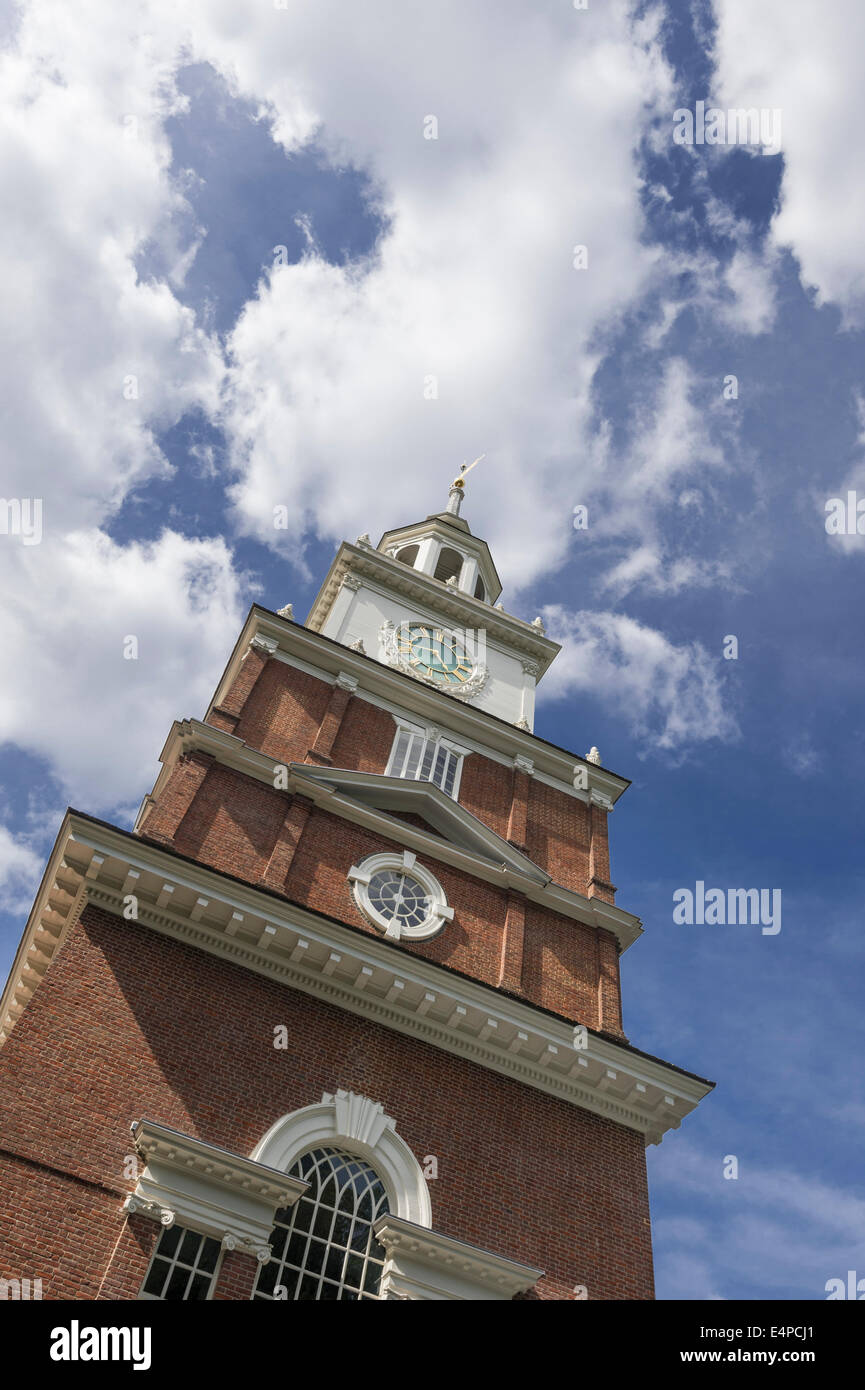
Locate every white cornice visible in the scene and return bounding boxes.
[374,1216,544,1300]
[205,608,630,811]
[307,545,559,670]
[131,1119,305,1209]
[133,718,642,949]
[126,1118,308,1257]
[0,814,713,1146]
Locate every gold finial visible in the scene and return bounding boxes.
[453,454,486,489]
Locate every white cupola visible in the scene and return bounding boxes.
[378,480,503,606]
[303,471,559,729]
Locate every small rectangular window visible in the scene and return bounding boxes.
[139,1224,222,1301]
[386,727,464,799]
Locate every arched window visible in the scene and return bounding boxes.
[252,1147,390,1301]
[251,1089,431,1224]
[473,575,486,601]
[433,546,464,584]
[394,544,419,568]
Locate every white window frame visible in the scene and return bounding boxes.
[251,1090,432,1229]
[385,721,468,800]
[251,1146,391,1302]
[347,850,454,941]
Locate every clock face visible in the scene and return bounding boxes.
[396,624,474,686]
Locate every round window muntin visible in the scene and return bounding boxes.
[348,852,453,941]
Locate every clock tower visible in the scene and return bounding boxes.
[0,473,712,1302]
[309,477,556,730]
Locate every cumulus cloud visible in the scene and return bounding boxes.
[207,0,676,586]
[0,0,743,811]
[719,246,778,335]
[714,0,865,325]
[0,4,223,520]
[538,606,738,749]
[583,357,739,600]
[0,1,238,815]
[0,530,245,809]
[0,824,44,916]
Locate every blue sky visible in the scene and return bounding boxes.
[1,0,864,1299]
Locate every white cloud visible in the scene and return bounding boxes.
[0,824,44,916]
[601,544,728,599]
[207,0,677,588]
[0,5,223,521]
[652,1140,865,1299]
[714,0,865,325]
[720,247,778,335]
[0,0,744,811]
[0,1,236,815]
[539,606,738,749]
[584,357,739,600]
[0,529,245,811]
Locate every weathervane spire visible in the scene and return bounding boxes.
[446,453,486,516]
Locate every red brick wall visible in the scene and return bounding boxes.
[0,906,654,1300]
[525,777,592,895]
[329,697,395,773]
[521,903,598,1025]
[233,662,332,763]
[139,764,621,1030]
[198,657,606,901]
[171,762,288,883]
[457,751,513,842]
[0,1154,147,1300]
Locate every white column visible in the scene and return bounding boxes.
[460,556,479,596]
[416,536,439,576]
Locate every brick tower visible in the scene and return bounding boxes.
[0,476,711,1301]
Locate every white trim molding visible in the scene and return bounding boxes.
[373,1216,543,1300]
[124,1119,308,1261]
[251,1090,432,1227]
[0,814,713,1145]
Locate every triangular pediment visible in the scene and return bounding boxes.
[288,765,550,885]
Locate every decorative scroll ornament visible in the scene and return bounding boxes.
[122,1195,175,1227]
[221,1233,272,1264]
[379,620,489,702]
